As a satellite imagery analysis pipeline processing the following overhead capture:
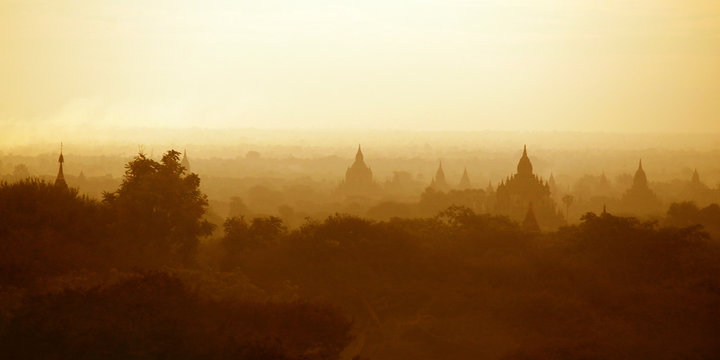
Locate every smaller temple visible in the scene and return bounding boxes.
[457,168,472,190]
[679,169,715,206]
[597,172,612,196]
[55,143,67,189]
[429,161,450,192]
[181,149,191,172]
[337,145,377,196]
[691,169,700,184]
[76,170,87,188]
[620,160,661,214]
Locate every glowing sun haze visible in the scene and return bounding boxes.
[1,0,719,137]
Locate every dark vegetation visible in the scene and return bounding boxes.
[1,150,720,359]
[1,272,351,360]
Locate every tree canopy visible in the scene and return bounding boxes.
[103,150,214,266]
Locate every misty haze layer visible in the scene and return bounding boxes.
[2,1,720,134]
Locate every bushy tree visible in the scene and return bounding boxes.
[666,202,720,240]
[0,179,107,285]
[103,150,213,266]
[221,216,286,270]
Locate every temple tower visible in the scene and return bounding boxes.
[429,161,450,192]
[620,159,661,214]
[55,143,67,189]
[517,145,533,177]
[338,145,376,196]
[457,168,472,190]
[181,149,191,172]
[495,145,562,229]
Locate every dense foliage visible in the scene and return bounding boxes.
[0,178,107,285]
[1,151,720,359]
[103,150,214,266]
[0,272,352,360]
[222,209,720,359]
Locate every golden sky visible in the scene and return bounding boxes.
[1,0,719,133]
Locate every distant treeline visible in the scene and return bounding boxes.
[1,150,719,359]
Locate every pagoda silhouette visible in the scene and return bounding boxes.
[494,145,563,229]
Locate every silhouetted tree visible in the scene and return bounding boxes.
[103,150,214,266]
[222,216,287,270]
[0,179,107,285]
[666,202,720,240]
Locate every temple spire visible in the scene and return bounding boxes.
[55,142,67,188]
[181,148,191,171]
[458,167,471,189]
[632,159,648,189]
[341,144,374,195]
[355,144,364,162]
[435,161,446,181]
[430,160,449,191]
[516,144,533,176]
[436,161,445,177]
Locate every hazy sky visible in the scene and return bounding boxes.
[1,0,719,136]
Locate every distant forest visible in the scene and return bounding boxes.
[1,150,720,359]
